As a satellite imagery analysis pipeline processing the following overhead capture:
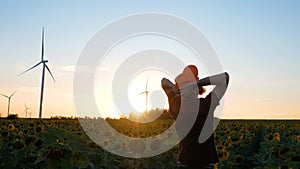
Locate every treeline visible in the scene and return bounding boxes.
[128,108,172,121]
[1,109,173,121]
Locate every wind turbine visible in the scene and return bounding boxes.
[24,104,30,118]
[28,110,32,118]
[0,91,16,117]
[19,28,55,119]
[139,77,149,114]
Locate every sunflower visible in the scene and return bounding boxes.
[217,144,224,151]
[18,131,24,136]
[1,124,7,130]
[297,135,300,143]
[273,132,280,141]
[35,126,44,133]
[87,141,98,149]
[279,124,286,130]
[101,138,110,148]
[291,136,297,141]
[128,132,134,137]
[8,124,15,131]
[219,150,230,161]
[1,131,9,138]
[13,140,24,150]
[225,129,231,135]
[294,123,299,130]
[25,135,37,145]
[34,138,44,147]
[278,146,290,158]
[264,133,273,141]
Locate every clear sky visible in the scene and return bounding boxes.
[0,1,299,119]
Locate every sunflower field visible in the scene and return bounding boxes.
[0,118,299,169]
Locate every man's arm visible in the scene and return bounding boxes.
[161,78,181,119]
[161,78,177,98]
[197,72,229,100]
[181,72,229,100]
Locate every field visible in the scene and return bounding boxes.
[0,118,299,169]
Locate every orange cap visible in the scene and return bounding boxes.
[175,65,199,89]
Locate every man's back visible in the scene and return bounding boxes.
[162,72,229,168]
[178,92,219,166]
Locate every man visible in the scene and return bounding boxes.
[161,65,229,169]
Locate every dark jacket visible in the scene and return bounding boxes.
[161,78,219,167]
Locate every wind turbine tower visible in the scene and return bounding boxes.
[19,28,55,119]
[139,77,149,114]
[24,104,30,118]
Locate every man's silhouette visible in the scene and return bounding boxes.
[162,65,229,169]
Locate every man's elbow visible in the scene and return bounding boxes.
[224,72,230,85]
[161,78,168,85]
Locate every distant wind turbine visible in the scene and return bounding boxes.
[28,110,32,118]
[19,27,55,119]
[138,77,149,114]
[0,91,16,117]
[24,104,30,118]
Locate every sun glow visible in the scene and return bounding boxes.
[95,69,172,118]
[128,69,172,114]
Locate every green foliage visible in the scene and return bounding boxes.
[6,114,18,119]
[0,119,299,169]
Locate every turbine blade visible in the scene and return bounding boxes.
[45,64,56,82]
[41,27,44,61]
[0,94,9,98]
[18,62,42,76]
[10,91,16,97]
[139,91,146,95]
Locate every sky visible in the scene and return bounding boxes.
[0,1,299,119]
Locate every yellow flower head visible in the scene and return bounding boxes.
[273,132,280,141]
[8,124,15,131]
[18,131,24,136]
[102,138,110,148]
[35,126,44,133]
[279,124,285,130]
[219,150,230,161]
